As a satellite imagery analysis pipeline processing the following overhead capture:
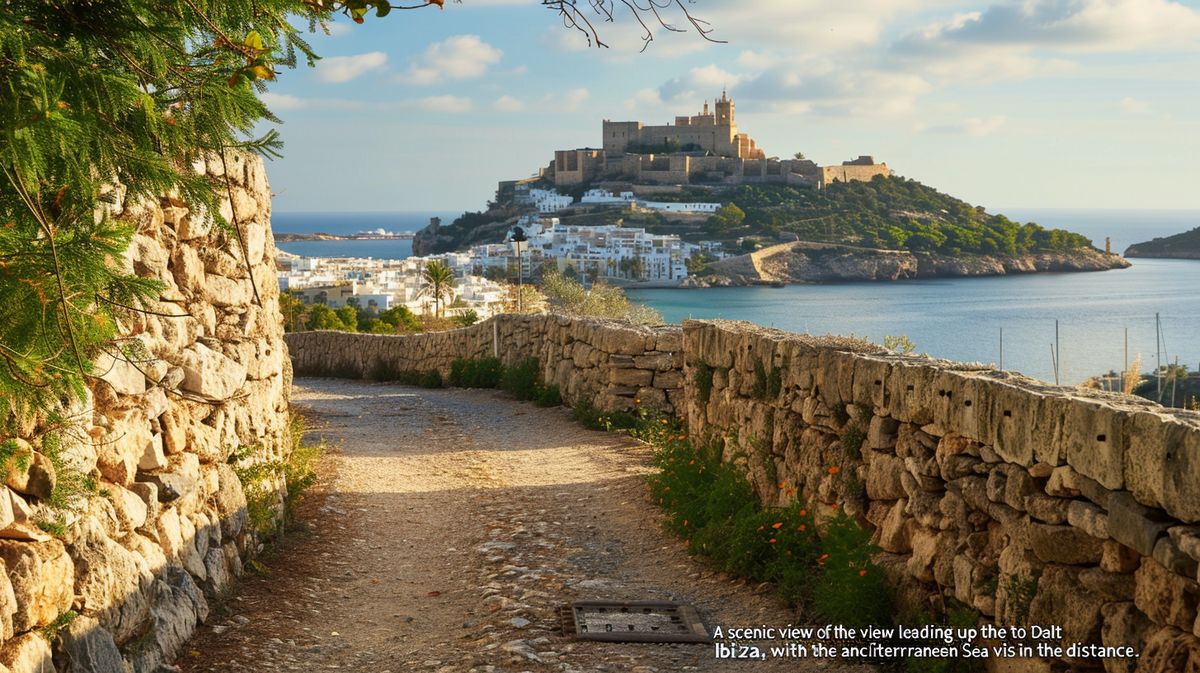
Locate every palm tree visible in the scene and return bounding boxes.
[418,260,456,318]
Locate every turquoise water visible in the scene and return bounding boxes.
[272,208,1200,384]
[273,211,442,259]
[629,258,1200,385]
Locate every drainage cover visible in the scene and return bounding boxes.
[560,601,710,643]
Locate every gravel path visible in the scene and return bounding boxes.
[178,377,871,673]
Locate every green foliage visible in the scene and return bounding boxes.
[541,271,662,325]
[1004,575,1039,626]
[449,357,504,388]
[694,363,715,403]
[35,427,101,536]
[535,383,562,407]
[638,414,889,622]
[884,334,917,354]
[418,369,443,389]
[40,609,78,642]
[501,358,541,401]
[651,179,1096,256]
[706,203,746,233]
[572,399,638,431]
[832,402,851,426]
[841,424,866,458]
[452,309,480,327]
[419,260,457,318]
[904,603,986,673]
[811,510,892,628]
[233,412,325,541]
[0,0,337,417]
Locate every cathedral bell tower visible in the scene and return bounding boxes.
[715,89,734,125]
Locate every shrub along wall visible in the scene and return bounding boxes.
[291,317,1200,671]
[0,154,292,673]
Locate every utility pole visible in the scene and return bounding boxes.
[1054,320,1061,385]
[512,226,528,313]
[1156,313,1162,402]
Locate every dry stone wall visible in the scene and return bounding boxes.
[1,154,291,673]
[682,320,1200,673]
[289,317,1200,671]
[285,314,683,413]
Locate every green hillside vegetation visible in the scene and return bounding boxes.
[657,177,1094,256]
[430,176,1097,259]
[1125,226,1200,258]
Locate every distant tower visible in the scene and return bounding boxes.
[715,89,733,125]
[1106,236,1112,254]
[702,100,710,116]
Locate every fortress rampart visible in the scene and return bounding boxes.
[288,316,1200,671]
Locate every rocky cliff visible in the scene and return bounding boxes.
[0,153,291,672]
[686,241,1131,286]
[1125,226,1200,260]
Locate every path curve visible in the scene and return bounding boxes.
[178,378,871,673]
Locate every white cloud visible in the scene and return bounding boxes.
[494,95,525,112]
[923,115,1009,136]
[563,88,591,111]
[659,65,745,103]
[259,92,366,111]
[396,35,503,85]
[895,0,1200,53]
[314,51,388,84]
[623,88,664,112]
[261,92,305,110]
[725,56,932,117]
[417,95,473,113]
[1119,96,1150,113]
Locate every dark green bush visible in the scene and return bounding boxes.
[418,369,443,389]
[449,357,504,388]
[501,358,541,401]
[535,383,562,407]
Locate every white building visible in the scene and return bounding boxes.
[483,219,689,282]
[580,188,721,213]
[278,254,508,319]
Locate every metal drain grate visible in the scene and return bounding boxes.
[560,601,710,643]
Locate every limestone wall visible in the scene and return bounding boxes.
[682,320,1200,673]
[285,314,683,413]
[1,154,291,672]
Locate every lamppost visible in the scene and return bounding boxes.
[511,226,528,313]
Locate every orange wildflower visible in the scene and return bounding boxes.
[827,466,840,475]
[768,538,777,544]
[797,524,807,532]
[771,522,783,529]
[859,569,868,577]
[817,554,829,566]
[799,509,807,516]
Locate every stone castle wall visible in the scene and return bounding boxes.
[288,316,1200,671]
[1,154,291,672]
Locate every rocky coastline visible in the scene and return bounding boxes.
[681,241,1131,287]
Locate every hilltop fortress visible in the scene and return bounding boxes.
[546,92,891,189]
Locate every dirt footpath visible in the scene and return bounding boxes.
[178,378,870,673]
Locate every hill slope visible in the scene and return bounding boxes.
[415,176,1131,281]
[1125,226,1200,259]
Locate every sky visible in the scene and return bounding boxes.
[260,0,1200,214]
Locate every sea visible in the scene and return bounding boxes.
[273,208,1200,385]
